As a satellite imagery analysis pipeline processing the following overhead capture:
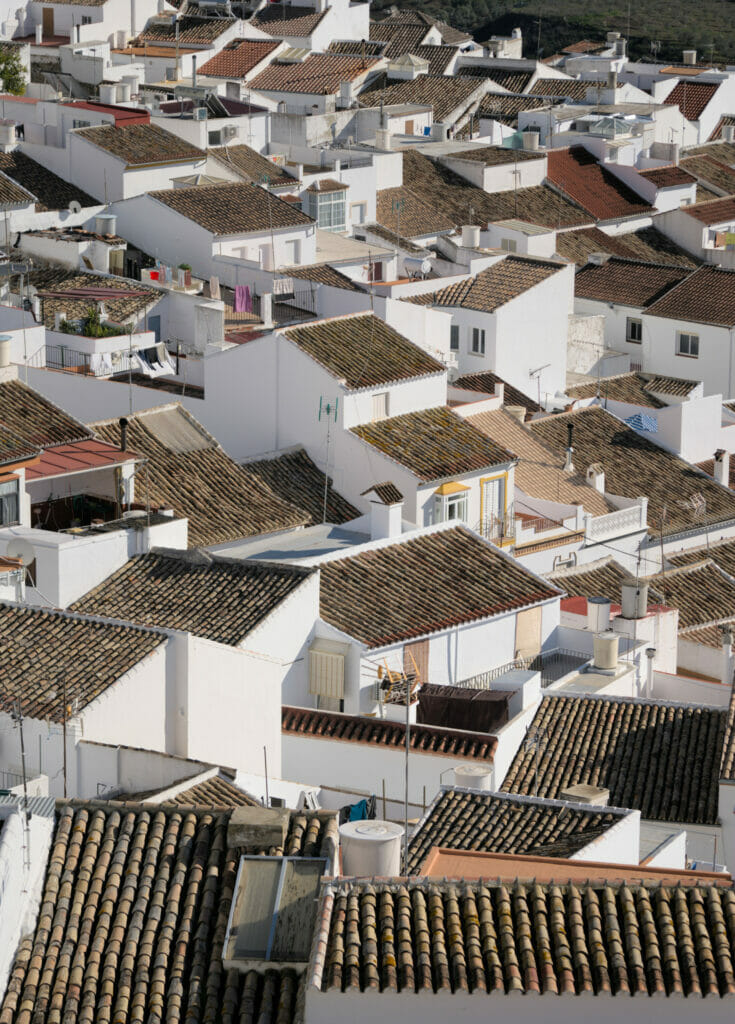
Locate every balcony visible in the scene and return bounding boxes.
[475,513,516,544]
[456,649,591,690]
[585,500,647,544]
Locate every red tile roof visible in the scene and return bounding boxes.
[25,439,134,481]
[198,38,280,78]
[249,3,328,39]
[645,264,735,327]
[638,164,697,188]
[574,257,692,307]
[282,705,498,761]
[684,194,735,223]
[61,101,150,126]
[546,146,654,221]
[249,53,378,94]
[666,80,719,121]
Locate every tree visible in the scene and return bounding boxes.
[0,49,26,96]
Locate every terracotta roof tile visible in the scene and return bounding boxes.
[150,182,313,234]
[198,37,281,78]
[723,688,735,779]
[415,255,564,312]
[689,140,735,163]
[474,92,553,126]
[453,370,541,411]
[468,408,611,516]
[209,143,295,187]
[71,549,314,645]
[315,875,735,996]
[282,705,498,760]
[287,262,363,291]
[574,257,692,307]
[359,75,485,125]
[407,789,620,873]
[566,370,697,407]
[529,406,735,537]
[645,264,735,326]
[531,77,590,100]
[283,313,443,388]
[408,44,459,75]
[0,604,166,721]
[458,66,533,92]
[250,53,378,93]
[684,194,735,223]
[445,144,543,165]
[0,377,89,453]
[679,154,735,193]
[547,146,654,221]
[376,184,455,235]
[92,406,312,546]
[249,3,328,39]
[639,164,697,187]
[0,150,96,211]
[26,266,159,329]
[75,123,205,165]
[0,802,315,1023]
[666,80,719,121]
[0,169,34,206]
[162,772,260,809]
[670,535,735,576]
[502,693,728,823]
[352,405,514,481]
[328,39,388,57]
[242,446,360,526]
[137,15,236,44]
[374,8,471,45]
[362,481,403,504]
[368,21,430,53]
[319,525,558,647]
[556,224,699,267]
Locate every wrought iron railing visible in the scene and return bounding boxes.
[455,648,591,691]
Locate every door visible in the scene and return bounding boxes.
[404,639,429,683]
[482,475,505,539]
[148,315,161,344]
[405,119,414,136]
[42,7,54,35]
[515,606,542,659]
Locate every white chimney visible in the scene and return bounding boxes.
[724,126,735,143]
[645,647,656,697]
[721,626,734,686]
[506,405,527,424]
[585,462,605,493]
[363,485,403,540]
[0,334,10,368]
[375,127,392,151]
[35,23,42,44]
[714,449,730,487]
[607,69,618,90]
[587,595,611,633]
[461,224,480,247]
[682,49,697,65]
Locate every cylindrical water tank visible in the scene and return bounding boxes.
[593,630,619,670]
[522,130,539,151]
[461,224,480,247]
[0,335,11,368]
[403,255,432,277]
[587,595,611,633]
[98,83,117,105]
[453,764,493,790]
[621,580,648,619]
[339,820,404,876]
[95,213,117,237]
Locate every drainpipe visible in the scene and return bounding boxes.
[645,647,656,698]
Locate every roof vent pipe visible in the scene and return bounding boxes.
[119,416,129,451]
[192,54,196,88]
[713,448,730,487]
[564,421,574,473]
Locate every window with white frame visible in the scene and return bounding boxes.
[81,15,92,24]
[282,238,300,266]
[433,489,468,523]
[350,202,367,225]
[372,391,389,421]
[307,189,346,232]
[626,317,642,343]
[450,324,459,351]
[0,479,20,526]
[471,327,485,355]
[500,238,517,252]
[677,331,699,358]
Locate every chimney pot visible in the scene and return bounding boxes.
[119,416,129,451]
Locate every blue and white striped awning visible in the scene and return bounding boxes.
[625,413,658,433]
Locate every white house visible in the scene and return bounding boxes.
[657,195,735,265]
[21,0,161,46]
[247,0,370,50]
[247,51,384,115]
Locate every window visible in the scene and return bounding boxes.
[500,237,517,252]
[471,327,485,355]
[367,260,383,282]
[450,324,460,351]
[372,391,389,421]
[350,202,366,226]
[405,119,414,135]
[626,317,642,343]
[208,129,222,146]
[81,14,92,23]
[434,491,468,523]
[306,189,346,232]
[282,238,300,266]
[677,331,699,358]
[72,119,91,129]
[0,479,19,526]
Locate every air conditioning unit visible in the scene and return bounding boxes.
[194,107,208,121]
[223,124,238,139]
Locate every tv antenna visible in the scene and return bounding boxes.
[318,396,338,523]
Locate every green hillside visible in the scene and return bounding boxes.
[372,0,735,64]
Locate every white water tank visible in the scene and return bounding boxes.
[621,580,648,619]
[119,82,132,103]
[461,224,480,247]
[587,595,611,633]
[339,820,404,876]
[0,334,11,368]
[593,630,619,670]
[375,128,392,151]
[95,213,117,237]
[431,122,448,141]
[454,764,493,790]
[403,255,432,277]
[683,49,697,65]
[522,131,539,151]
[98,83,117,105]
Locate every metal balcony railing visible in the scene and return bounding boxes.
[455,648,591,691]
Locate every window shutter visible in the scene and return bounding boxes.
[309,649,345,698]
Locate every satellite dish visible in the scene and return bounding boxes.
[6,538,36,566]
[68,200,82,214]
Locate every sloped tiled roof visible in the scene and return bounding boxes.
[28,267,160,329]
[209,144,296,188]
[313,875,735,996]
[547,146,654,221]
[150,182,313,234]
[352,405,515,482]
[684,194,735,223]
[453,370,541,412]
[707,116,735,143]
[92,405,310,546]
[638,164,697,188]
[574,257,692,307]
[75,123,205,166]
[457,66,533,92]
[646,559,735,630]
[282,705,497,761]
[666,80,719,121]
[689,140,735,163]
[645,264,735,327]
[566,370,697,407]
[468,408,611,516]
[474,92,551,126]
[137,15,236,44]
[0,170,34,206]
[71,550,313,646]
[556,224,699,267]
[250,53,378,93]
[0,150,96,211]
[376,184,455,235]
[283,313,443,388]
[160,771,260,809]
[0,378,89,452]
[408,44,459,75]
[249,3,328,39]
[530,77,590,101]
[679,154,735,194]
[414,255,564,312]
[368,21,431,54]
[670,535,735,577]
[502,693,728,824]
[549,556,658,604]
[242,447,360,526]
[406,789,620,873]
[0,604,166,721]
[0,802,308,1023]
[529,406,735,537]
[363,481,403,504]
[445,144,543,165]
[359,75,484,125]
[373,8,471,46]
[198,37,280,78]
[319,526,558,648]
[287,262,364,291]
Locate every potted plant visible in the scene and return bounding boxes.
[178,262,192,287]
